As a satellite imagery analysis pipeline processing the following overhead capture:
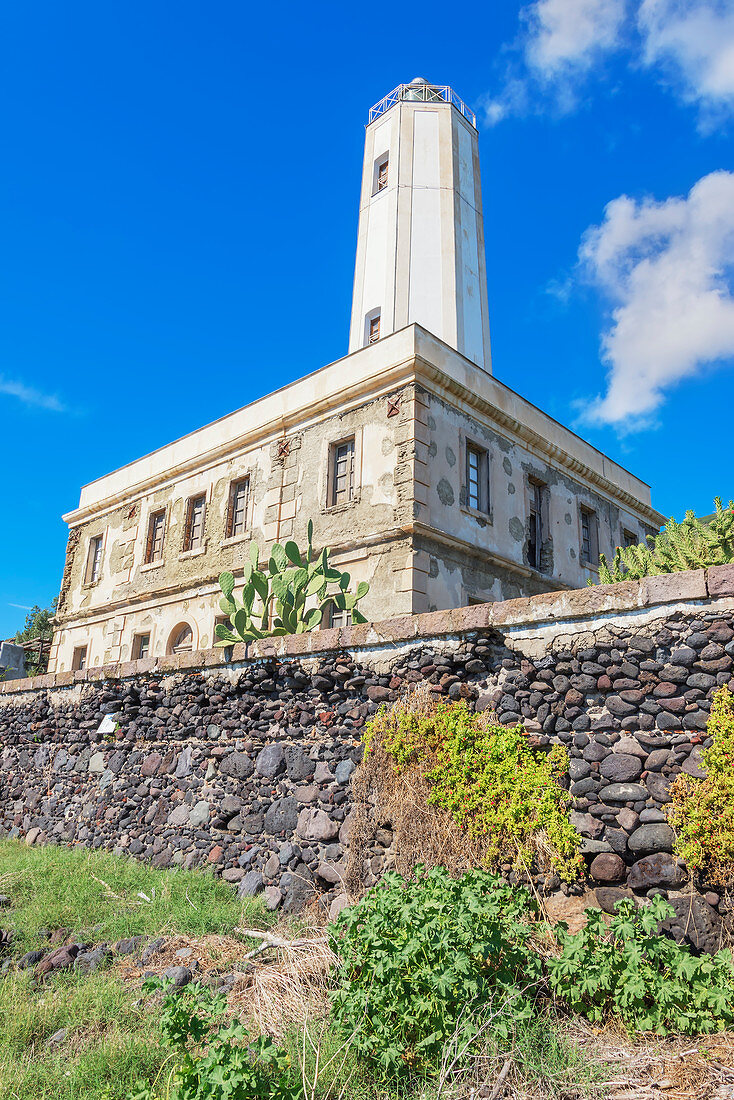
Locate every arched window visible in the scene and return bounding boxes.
[168,623,194,655]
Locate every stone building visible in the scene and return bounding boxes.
[49,79,663,674]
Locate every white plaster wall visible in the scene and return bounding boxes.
[456,125,484,369]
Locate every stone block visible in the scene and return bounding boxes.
[641,569,707,605]
[707,563,734,598]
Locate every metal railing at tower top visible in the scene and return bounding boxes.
[368,83,476,128]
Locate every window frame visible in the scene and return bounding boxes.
[580,505,600,567]
[144,509,167,564]
[462,439,490,517]
[84,534,104,585]
[72,644,87,672]
[225,477,250,540]
[327,436,357,509]
[527,479,547,572]
[132,633,151,660]
[622,528,637,549]
[326,604,352,629]
[183,493,207,552]
[168,623,194,655]
[372,153,389,195]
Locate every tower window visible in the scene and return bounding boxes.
[329,438,355,507]
[84,534,103,584]
[528,481,546,571]
[622,528,637,548]
[133,633,150,660]
[183,494,206,551]
[226,478,250,538]
[369,315,380,344]
[372,155,389,195]
[145,510,166,563]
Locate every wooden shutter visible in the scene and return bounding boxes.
[332,439,355,506]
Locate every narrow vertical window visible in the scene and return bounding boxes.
[377,159,388,191]
[84,535,103,584]
[184,494,206,551]
[133,633,150,660]
[145,510,166,563]
[226,478,249,538]
[528,482,545,570]
[330,438,355,507]
[368,315,380,344]
[465,443,489,514]
[467,446,481,510]
[580,507,599,566]
[72,645,87,671]
[622,528,637,548]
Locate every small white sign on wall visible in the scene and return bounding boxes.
[97,714,118,735]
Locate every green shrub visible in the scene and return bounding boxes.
[365,695,583,881]
[595,496,734,584]
[132,979,303,1100]
[668,685,734,883]
[547,897,734,1035]
[329,866,542,1079]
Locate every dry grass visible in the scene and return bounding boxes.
[345,684,499,894]
[118,924,338,1040]
[580,1024,734,1100]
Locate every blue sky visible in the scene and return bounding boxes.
[2,0,733,638]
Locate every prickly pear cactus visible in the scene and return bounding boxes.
[214,519,369,644]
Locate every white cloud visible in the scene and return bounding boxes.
[578,170,734,428]
[0,376,66,412]
[638,0,734,119]
[483,0,627,122]
[484,0,734,124]
[525,0,627,77]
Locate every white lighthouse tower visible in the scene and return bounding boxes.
[348,79,492,373]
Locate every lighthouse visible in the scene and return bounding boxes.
[348,78,492,373]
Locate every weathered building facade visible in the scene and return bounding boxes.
[49,81,663,674]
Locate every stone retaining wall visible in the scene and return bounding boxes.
[2,564,734,926]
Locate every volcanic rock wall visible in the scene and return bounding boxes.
[2,564,734,924]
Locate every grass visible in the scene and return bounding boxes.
[0,969,162,1100]
[0,839,270,1100]
[0,839,269,955]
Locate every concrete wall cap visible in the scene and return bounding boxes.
[0,566,724,695]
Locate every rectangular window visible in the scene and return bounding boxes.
[368,315,380,343]
[133,633,150,660]
[183,494,206,551]
[226,478,249,538]
[580,507,599,566]
[528,482,545,571]
[377,159,388,191]
[622,528,637,548]
[72,645,87,671]
[145,510,166,563]
[84,534,103,584]
[328,606,352,628]
[329,438,355,507]
[465,443,489,514]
